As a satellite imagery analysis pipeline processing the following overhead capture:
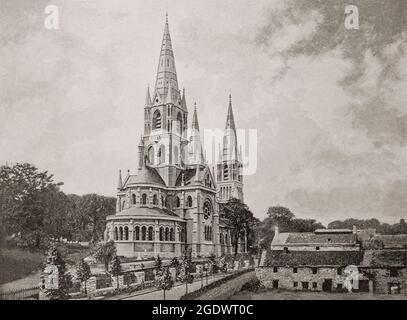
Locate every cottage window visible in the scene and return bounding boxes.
[337,268,342,275]
[302,282,309,290]
[316,246,320,250]
[293,267,298,273]
[272,280,279,289]
[312,268,318,274]
[273,267,278,273]
[293,281,298,288]
[312,282,317,289]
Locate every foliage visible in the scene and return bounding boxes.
[156,266,174,300]
[170,257,179,268]
[221,198,258,255]
[257,206,324,250]
[0,163,116,249]
[328,218,407,235]
[110,256,122,289]
[154,255,162,271]
[209,253,219,273]
[40,244,72,299]
[92,240,117,272]
[76,259,92,293]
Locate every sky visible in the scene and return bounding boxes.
[1,0,407,225]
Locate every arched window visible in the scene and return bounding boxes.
[203,201,212,220]
[124,226,129,240]
[223,164,229,180]
[141,226,147,241]
[132,194,136,205]
[114,227,118,240]
[148,146,155,165]
[159,227,164,241]
[187,196,193,207]
[158,145,165,164]
[165,227,169,241]
[135,226,140,240]
[153,194,158,205]
[148,226,154,241]
[170,228,174,241]
[175,196,180,208]
[119,227,123,240]
[142,194,147,205]
[153,110,161,129]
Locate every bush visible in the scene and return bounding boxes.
[240,277,262,292]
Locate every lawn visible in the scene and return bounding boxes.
[0,243,90,286]
[0,248,44,285]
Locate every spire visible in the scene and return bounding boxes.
[225,94,236,130]
[188,103,204,165]
[222,94,238,161]
[191,102,200,131]
[138,136,145,170]
[145,86,152,107]
[117,170,123,190]
[181,88,187,111]
[154,14,179,100]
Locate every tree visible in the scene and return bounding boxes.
[156,267,174,300]
[155,255,162,271]
[222,198,256,255]
[209,253,219,274]
[40,244,72,299]
[76,259,92,294]
[110,256,122,289]
[0,163,63,249]
[92,240,117,273]
[179,253,193,294]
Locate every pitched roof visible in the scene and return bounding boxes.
[372,235,407,249]
[113,206,179,219]
[125,166,165,186]
[263,250,364,267]
[361,250,406,268]
[272,232,356,245]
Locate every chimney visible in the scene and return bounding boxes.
[274,225,279,237]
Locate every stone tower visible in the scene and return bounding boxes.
[142,15,189,186]
[216,95,244,203]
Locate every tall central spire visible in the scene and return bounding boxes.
[154,14,179,100]
[222,94,238,161]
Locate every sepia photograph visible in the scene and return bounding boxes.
[0,0,407,309]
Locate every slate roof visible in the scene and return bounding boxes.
[175,168,197,186]
[361,250,406,268]
[124,166,165,186]
[272,232,356,245]
[112,206,179,219]
[263,250,364,267]
[372,235,407,249]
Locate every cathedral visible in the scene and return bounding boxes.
[104,16,245,259]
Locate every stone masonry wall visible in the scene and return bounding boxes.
[189,271,257,300]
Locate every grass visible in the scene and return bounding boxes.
[0,243,90,286]
[0,248,44,285]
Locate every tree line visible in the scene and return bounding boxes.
[0,163,115,249]
[256,206,407,250]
